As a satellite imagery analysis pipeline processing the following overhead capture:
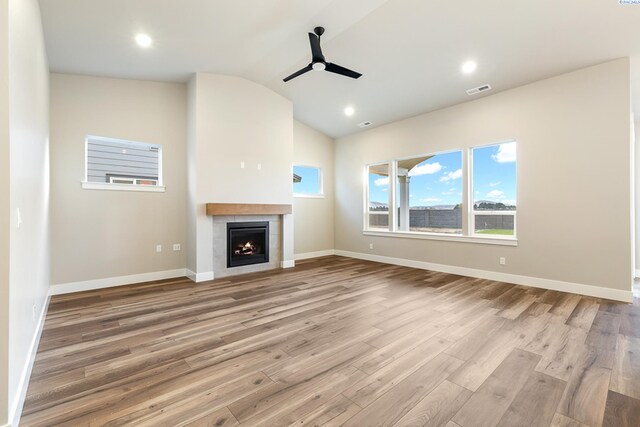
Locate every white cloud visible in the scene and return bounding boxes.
[441,191,455,195]
[487,189,505,199]
[503,199,516,205]
[489,181,501,187]
[410,194,414,198]
[374,177,389,187]
[440,168,462,182]
[409,162,442,177]
[381,188,388,192]
[492,142,516,163]
[423,197,441,203]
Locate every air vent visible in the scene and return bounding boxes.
[358,121,373,128]
[466,84,492,96]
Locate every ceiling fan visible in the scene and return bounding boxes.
[283,27,362,82]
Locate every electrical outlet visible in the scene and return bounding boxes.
[499,257,506,265]
[173,243,181,251]
[257,163,262,170]
[369,243,374,250]
[32,304,37,321]
[240,161,245,169]
[156,244,162,253]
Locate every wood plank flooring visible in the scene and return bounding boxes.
[21,256,640,426]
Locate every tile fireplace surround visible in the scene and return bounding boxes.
[206,203,293,279]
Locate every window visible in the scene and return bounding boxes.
[367,163,389,230]
[396,151,462,234]
[83,136,164,192]
[364,140,517,244]
[293,165,323,197]
[471,141,516,236]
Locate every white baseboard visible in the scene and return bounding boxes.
[281,260,296,268]
[294,250,336,260]
[335,250,633,303]
[185,270,214,283]
[50,269,188,295]
[9,290,51,427]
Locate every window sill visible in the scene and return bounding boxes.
[363,229,518,246]
[82,182,166,193]
[294,194,325,199]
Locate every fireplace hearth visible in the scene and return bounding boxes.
[227,221,269,268]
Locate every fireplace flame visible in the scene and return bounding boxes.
[234,241,257,256]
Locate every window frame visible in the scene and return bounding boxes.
[393,149,464,235]
[82,135,165,193]
[363,140,517,246]
[365,161,391,231]
[293,164,325,198]
[468,140,517,240]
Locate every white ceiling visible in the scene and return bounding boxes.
[39,0,640,138]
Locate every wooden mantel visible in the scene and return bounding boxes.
[206,203,292,216]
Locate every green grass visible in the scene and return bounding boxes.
[476,229,514,236]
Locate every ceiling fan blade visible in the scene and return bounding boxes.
[308,32,325,62]
[325,63,362,79]
[283,64,313,82]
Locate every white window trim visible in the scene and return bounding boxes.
[294,194,325,199]
[84,135,164,192]
[364,141,517,243]
[364,230,517,246]
[469,140,517,239]
[293,165,325,198]
[81,181,166,192]
[364,162,390,230]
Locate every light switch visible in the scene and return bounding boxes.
[15,208,22,229]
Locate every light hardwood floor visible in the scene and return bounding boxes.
[22,256,640,426]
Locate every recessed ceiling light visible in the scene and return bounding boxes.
[135,33,153,48]
[462,60,477,74]
[344,106,355,117]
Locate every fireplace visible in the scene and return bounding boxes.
[227,221,269,268]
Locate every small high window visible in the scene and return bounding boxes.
[293,165,323,197]
[83,136,164,192]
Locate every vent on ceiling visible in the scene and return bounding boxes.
[358,121,373,128]
[466,84,492,96]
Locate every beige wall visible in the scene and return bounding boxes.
[0,0,9,423]
[49,74,187,285]
[293,120,335,255]
[635,120,639,274]
[187,73,294,277]
[335,59,632,296]
[7,0,50,423]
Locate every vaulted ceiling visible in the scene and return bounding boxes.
[39,0,640,138]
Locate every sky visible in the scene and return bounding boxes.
[293,165,321,195]
[368,142,516,208]
[472,142,516,207]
